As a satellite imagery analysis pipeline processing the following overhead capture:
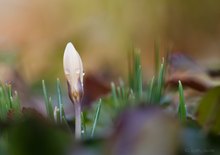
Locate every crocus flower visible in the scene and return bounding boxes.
[63,42,84,104]
[63,42,84,139]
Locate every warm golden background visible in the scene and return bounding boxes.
[1,0,220,86]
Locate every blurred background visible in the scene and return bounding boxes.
[1,2,220,155]
[1,0,220,99]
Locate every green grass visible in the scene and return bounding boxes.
[155,59,165,103]
[91,99,102,137]
[42,79,68,125]
[99,46,167,119]
[148,76,155,104]
[178,80,187,122]
[129,49,143,100]
[1,44,220,155]
[56,79,65,124]
[42,80,54,122]
[0,44,185,141]
[0,43,184,138]
[0,83,20,121]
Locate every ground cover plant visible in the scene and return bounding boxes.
[0,42,219,155]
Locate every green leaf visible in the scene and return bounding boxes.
[196,86,220,134]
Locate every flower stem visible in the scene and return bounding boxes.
[75,103,81,139]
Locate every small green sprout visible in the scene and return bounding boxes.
[0,83,21,121]
[178,80,187,122]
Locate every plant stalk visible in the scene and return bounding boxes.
[75,102,81,139]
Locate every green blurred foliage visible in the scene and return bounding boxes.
[197,86,220,134]
[7,114,71,155]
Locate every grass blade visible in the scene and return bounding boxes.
[42,80,54,121]
[156,59,165,102]
[178,80,187,122]
[56,78,64,123]
[48,97,54,121]
[148,76,155,103]
[81,112,87,137]
[137,65,142,99]
[7,84,13,109]
[116,86,122,102]
[0,87,7,120]
[42,80,49,113]
[111,82,118,107]
[91,99,102,137]
[54,106,60,124]
[128,47,134,90]
[119,79,125,101]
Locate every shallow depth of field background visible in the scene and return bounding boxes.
[1,2,220,155]
[0,0,220,87]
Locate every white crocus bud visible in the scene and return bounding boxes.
[63,42,84,104]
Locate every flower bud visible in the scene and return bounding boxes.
[63,42,84,103]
